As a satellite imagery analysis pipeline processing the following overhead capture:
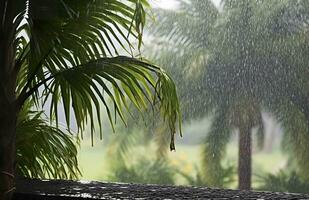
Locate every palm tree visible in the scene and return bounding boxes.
[201,1,266,189]
[147,0,261,189]
[147,0,309,190]
[0,1,181,199]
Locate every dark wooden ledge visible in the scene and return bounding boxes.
[13,178,309,199]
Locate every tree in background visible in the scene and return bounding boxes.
[202,0,266,189]
[264,0,309,181]
[146,0,309,190]
[0,1,181,199]
[147,0,260,189]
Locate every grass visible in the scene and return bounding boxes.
[77,138,287,188]
[77,140,108,181]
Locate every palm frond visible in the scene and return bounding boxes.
[151,0,217,39]
[14,0,181,149]
[23,56,179,148]
[201,108,231,187]
[16,101,80,179]
[144,0,218,121]
[17,0,151,95]
[275,101,309,180]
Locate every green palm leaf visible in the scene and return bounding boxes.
[16,101,80,179]
[14,0,181,150]
[2,0,181,198]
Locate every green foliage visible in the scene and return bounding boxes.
[105,123,175,186]
[201,110,232,186]
[12,0,181,178]
[16,101,80,179]
[16,0,180,149]
[175,165,206,186]
[258,171,309,194]
[147,0,309,188]
[108,157,176,185]
[147,0,218,120]
[276,102,309,181]
[147,0,266,187]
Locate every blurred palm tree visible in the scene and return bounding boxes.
[0,1,181,199]
[146,0,259,189]
[146,0,309,190]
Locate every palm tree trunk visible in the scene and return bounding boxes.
[0,1,17,199]
[0,47,17,200]
[0,106,17,200]
[238,124,251,190]
[0,46,17,200]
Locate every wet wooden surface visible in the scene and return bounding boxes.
[13,178,309,199]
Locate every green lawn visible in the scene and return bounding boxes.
[78,139,287,188]
[77,140,108,181]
